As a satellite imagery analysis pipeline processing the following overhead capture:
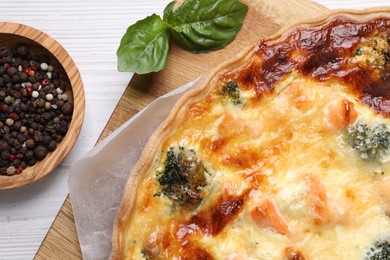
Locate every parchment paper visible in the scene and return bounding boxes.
[68,77,204,260]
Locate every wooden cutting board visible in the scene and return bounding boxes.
[35,0,328,258]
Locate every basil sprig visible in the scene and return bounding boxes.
[117,0,248,74]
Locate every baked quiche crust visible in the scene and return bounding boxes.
[111,8,390,259]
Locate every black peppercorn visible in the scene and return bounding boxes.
[20,161,27,169]
[12,103,22,113]
[47,140,57,151]
[28,76,36,83]
[11,159,21,167]
[27,128,35,136]
[13,142,22,150]
[42,134,52,145]
[34,145,48,160]
[25,139,35,149]
[27,158,36,166]
[38,91,46,99]
[53,134,63,142]
[63,115,72,122]
[10,131,18,138]
[61,102,73,115]
[35,98,45,108]
[19,147,26,154]
[3,74,10,83]
[12,121,21,131]
[56,99,65,107]
[9,147,17,154]
[6,67,17,77]
[16,45,29,56]
[2,56,12,64]
[12,57,22,67]
[10,48,17,56]
[11,74,20,83]
[57,125,68,136]
[33,131,43,142]
[53,117,60,124]
[24,150,34,160]
[0,46,11,58]
[38,125,45,132]
[35,72,43,81]
[40,113,51,123]
[0,114,7,122]
[52,79,60,87]
[32,114,40,122]
[0,139,9,150]
[19,72,28,82]
[1,150,10,160]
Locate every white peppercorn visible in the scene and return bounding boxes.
[32,91,39,98]
[6,166,15,176]
[40,62,48,71]
[46,93,53,101]
[5,118,14,126]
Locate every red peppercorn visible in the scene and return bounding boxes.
[0,103,6,112]
[15,166,23,175]
[26,86,33,95]
[9,154,17,161]
[31,65,38,72]
[23,67,29,73]
[27,70,35,77]
[9,112,18,120]
[41,78,49,87]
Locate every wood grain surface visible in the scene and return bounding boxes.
[35,0,328,258]
[0,23,85,190]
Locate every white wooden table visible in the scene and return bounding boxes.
[0,0,387,259]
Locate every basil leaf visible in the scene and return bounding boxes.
[163,0,248,53]
[163,1,176,23]
[117,14,170,74]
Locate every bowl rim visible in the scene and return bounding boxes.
[0,22,85,190]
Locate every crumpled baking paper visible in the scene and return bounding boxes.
[68,76,204,260]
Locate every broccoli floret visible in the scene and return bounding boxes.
[356,47,363,56]
[141,249,148,260]
[347,121,390,160]
[220,81,242,105]
[156,146,207,210]
[366,239,390,260]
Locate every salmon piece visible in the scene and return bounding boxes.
[378,177,390,212]
[304,173,330,225]
[324,99,358,130]
[250,197,291,235]
[218,112,246,136]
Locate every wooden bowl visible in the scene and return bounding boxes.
[0,22,85,190]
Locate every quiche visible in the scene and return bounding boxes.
[112,9,390,259]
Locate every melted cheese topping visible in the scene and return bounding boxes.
[122,72,390,259]
[118,18,390,259]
